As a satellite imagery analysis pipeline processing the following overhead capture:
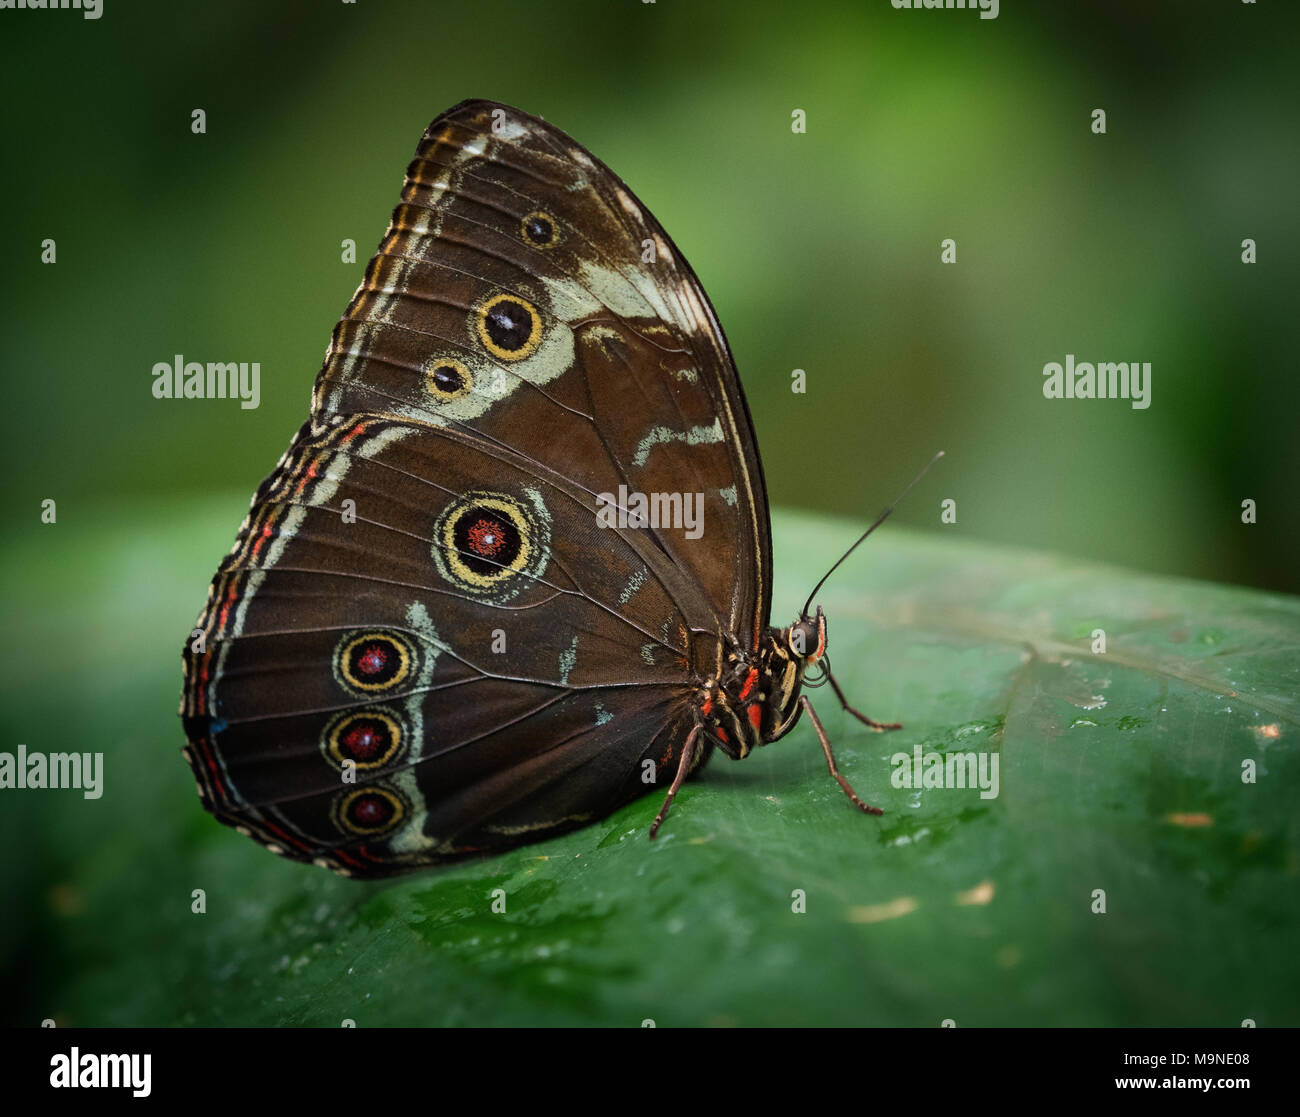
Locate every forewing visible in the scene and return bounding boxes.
[313,100,772,646]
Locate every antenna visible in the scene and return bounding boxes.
[801,450,945,616]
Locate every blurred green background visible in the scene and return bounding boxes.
[2,0,1296,591]
[2,0,1298,1028]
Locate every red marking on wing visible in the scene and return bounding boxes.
[192,670,209,713]
[342,724,384,760]
[293,459,320,497]
[467,518,506,556]
[332,847,365,869]
[657,740,676,772]
[260,818,313,858]
[747,702,763,730]
[197,739,227,803]
[250,519,274,562]
[216,579,240,636]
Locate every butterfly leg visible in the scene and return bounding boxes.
[799,696,883,816]
[826,666,902,731]
[649,723,702,839]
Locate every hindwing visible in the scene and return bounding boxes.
[182,414,714,874]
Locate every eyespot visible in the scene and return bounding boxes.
[473,293,543,361]
[331,784,408,837]
[424,358,474,402]
[321,707,407,771]
[430,489,551,600]
[520,210,558,249]
[334,630,418,696]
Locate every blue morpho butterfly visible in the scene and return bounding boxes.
[180,100,940,878]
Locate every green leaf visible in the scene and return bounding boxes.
[4,497,1297,1026]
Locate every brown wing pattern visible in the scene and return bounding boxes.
[313,99,771,644]
[183,415,714,875]
[181,101,766,875]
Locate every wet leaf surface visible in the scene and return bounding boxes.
[4,498,1296,1026]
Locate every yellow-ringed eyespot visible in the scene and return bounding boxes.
[321,707,407,771]
[331,784,408,837]
[424,357,474,402]
[473,292,543,361]
[430,489,551,601]
[334,630,418,696]
[520,210,559,249]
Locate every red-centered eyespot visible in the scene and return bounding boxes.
[335,631,416,695]
[467,518,507,557]
[357,644,389,676]
[434,492,539,591]
[350,794,391,827]
[341,721,387,762]
[331,784,408,838]
[322,708,404,770]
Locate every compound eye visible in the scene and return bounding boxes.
[789,622,819,658]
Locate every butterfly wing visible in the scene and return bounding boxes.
[182,415,711,876]
[181,101,770,875]
[313,99,772,646]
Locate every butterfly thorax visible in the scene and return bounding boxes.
[697,609,827,760]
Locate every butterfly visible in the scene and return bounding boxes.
[180,99,932,878]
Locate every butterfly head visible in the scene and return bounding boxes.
[786,606,827,664]
[759,606,827,739]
